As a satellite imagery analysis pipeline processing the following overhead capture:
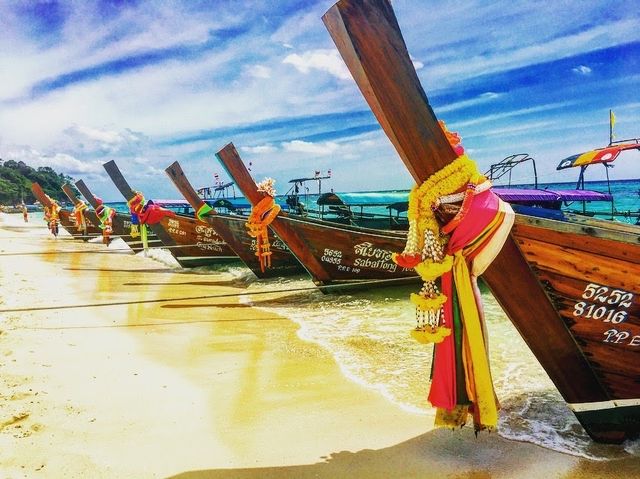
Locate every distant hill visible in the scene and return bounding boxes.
[0,159,75,205]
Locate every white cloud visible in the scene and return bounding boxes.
[62,124,145,153]
[281,140,339,155]
[283,49,351,80]
[409,54,424,70]
[241,144,278,154]
[572,65,592,75]
[438,92,503,113]
[246,65,271,79]
[2,146,103,175]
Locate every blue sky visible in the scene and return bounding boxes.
[1,0,638,201]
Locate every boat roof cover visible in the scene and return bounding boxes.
[492,188,613,202]
[556,141,640,170]
[317,191,410,209]
[205,198,251,210]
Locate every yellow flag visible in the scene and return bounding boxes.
[610,110,616,141]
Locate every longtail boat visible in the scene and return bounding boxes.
[75,179,163,253]
[30,182,76,237]
[60,183,103,240]
[216,143,419,289]
[322,0,639,443]
[164,161,305,278]
[102,160,238,268]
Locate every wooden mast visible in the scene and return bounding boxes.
[322,0,609,414]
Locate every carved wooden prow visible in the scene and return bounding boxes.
[62,184,83,206]
[31,182,54,208]
[103,160,137,202]
[102,160,175,246]
[323,0,607,404]
[165,161,211,213]
[75,180,101,209]
[216,142,329,282]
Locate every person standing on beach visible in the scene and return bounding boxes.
[21,203,28,222]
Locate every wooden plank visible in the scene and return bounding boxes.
[322,0,609,407]
[514,216,640,257]
[517,236,640,292]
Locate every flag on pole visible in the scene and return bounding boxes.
[609,110,616,143]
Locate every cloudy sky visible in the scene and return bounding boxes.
[1,0,639,201]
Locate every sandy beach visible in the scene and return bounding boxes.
[1,212,638,479]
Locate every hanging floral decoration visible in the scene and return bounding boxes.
[393,121,515,433]
[73,200,88,232]
[246,178,281,272]
[43,196,61,237]
[94,196,115,245]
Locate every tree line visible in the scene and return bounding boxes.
[0,159,75,205]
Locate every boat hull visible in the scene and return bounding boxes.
[156,214,238,268]
[58,209,102,239]
[276,214,416,288]
[207,214,305,278]
[511,213,640,443]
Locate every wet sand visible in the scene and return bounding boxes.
[1,212,638,478]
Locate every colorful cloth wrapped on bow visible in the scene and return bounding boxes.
[392,122,514,432]
[127,191,175,249]
[94,196,116,245]
[246,178,281,272]
[73,201,88,232]
[43,197,61,236]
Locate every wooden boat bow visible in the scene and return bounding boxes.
[323,0,615,439]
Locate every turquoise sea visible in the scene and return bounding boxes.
[82,180,640,459]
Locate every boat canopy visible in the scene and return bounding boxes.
[205,198,251,210]
[317,191,410,211]
[493,188,613,203]
[556,141,640,170]
[153,199,190,208]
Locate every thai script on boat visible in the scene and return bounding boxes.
[167,218,187,237]
[571,282,636,346]
[353,242,393,261]
[123,220,132,228]
[249,238,288,252]
[195,224,216,237]
[196,242,224,252]
[321,247,342,265]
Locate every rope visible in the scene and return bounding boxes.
[0,276,417,314]
[0,242,237,256]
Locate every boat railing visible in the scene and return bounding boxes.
[485,153,538,188]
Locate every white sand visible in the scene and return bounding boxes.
[1,212,638,478]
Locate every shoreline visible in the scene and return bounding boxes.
[1,212,638,478]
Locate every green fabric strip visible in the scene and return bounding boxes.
[453,286,471,406]
[196,202,214,221]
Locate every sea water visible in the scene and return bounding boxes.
[215,179,640,461]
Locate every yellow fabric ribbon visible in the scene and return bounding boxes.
[453,250,498,430]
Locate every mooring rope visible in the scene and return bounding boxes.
[0,242,235,256]
[0,276,416,314]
